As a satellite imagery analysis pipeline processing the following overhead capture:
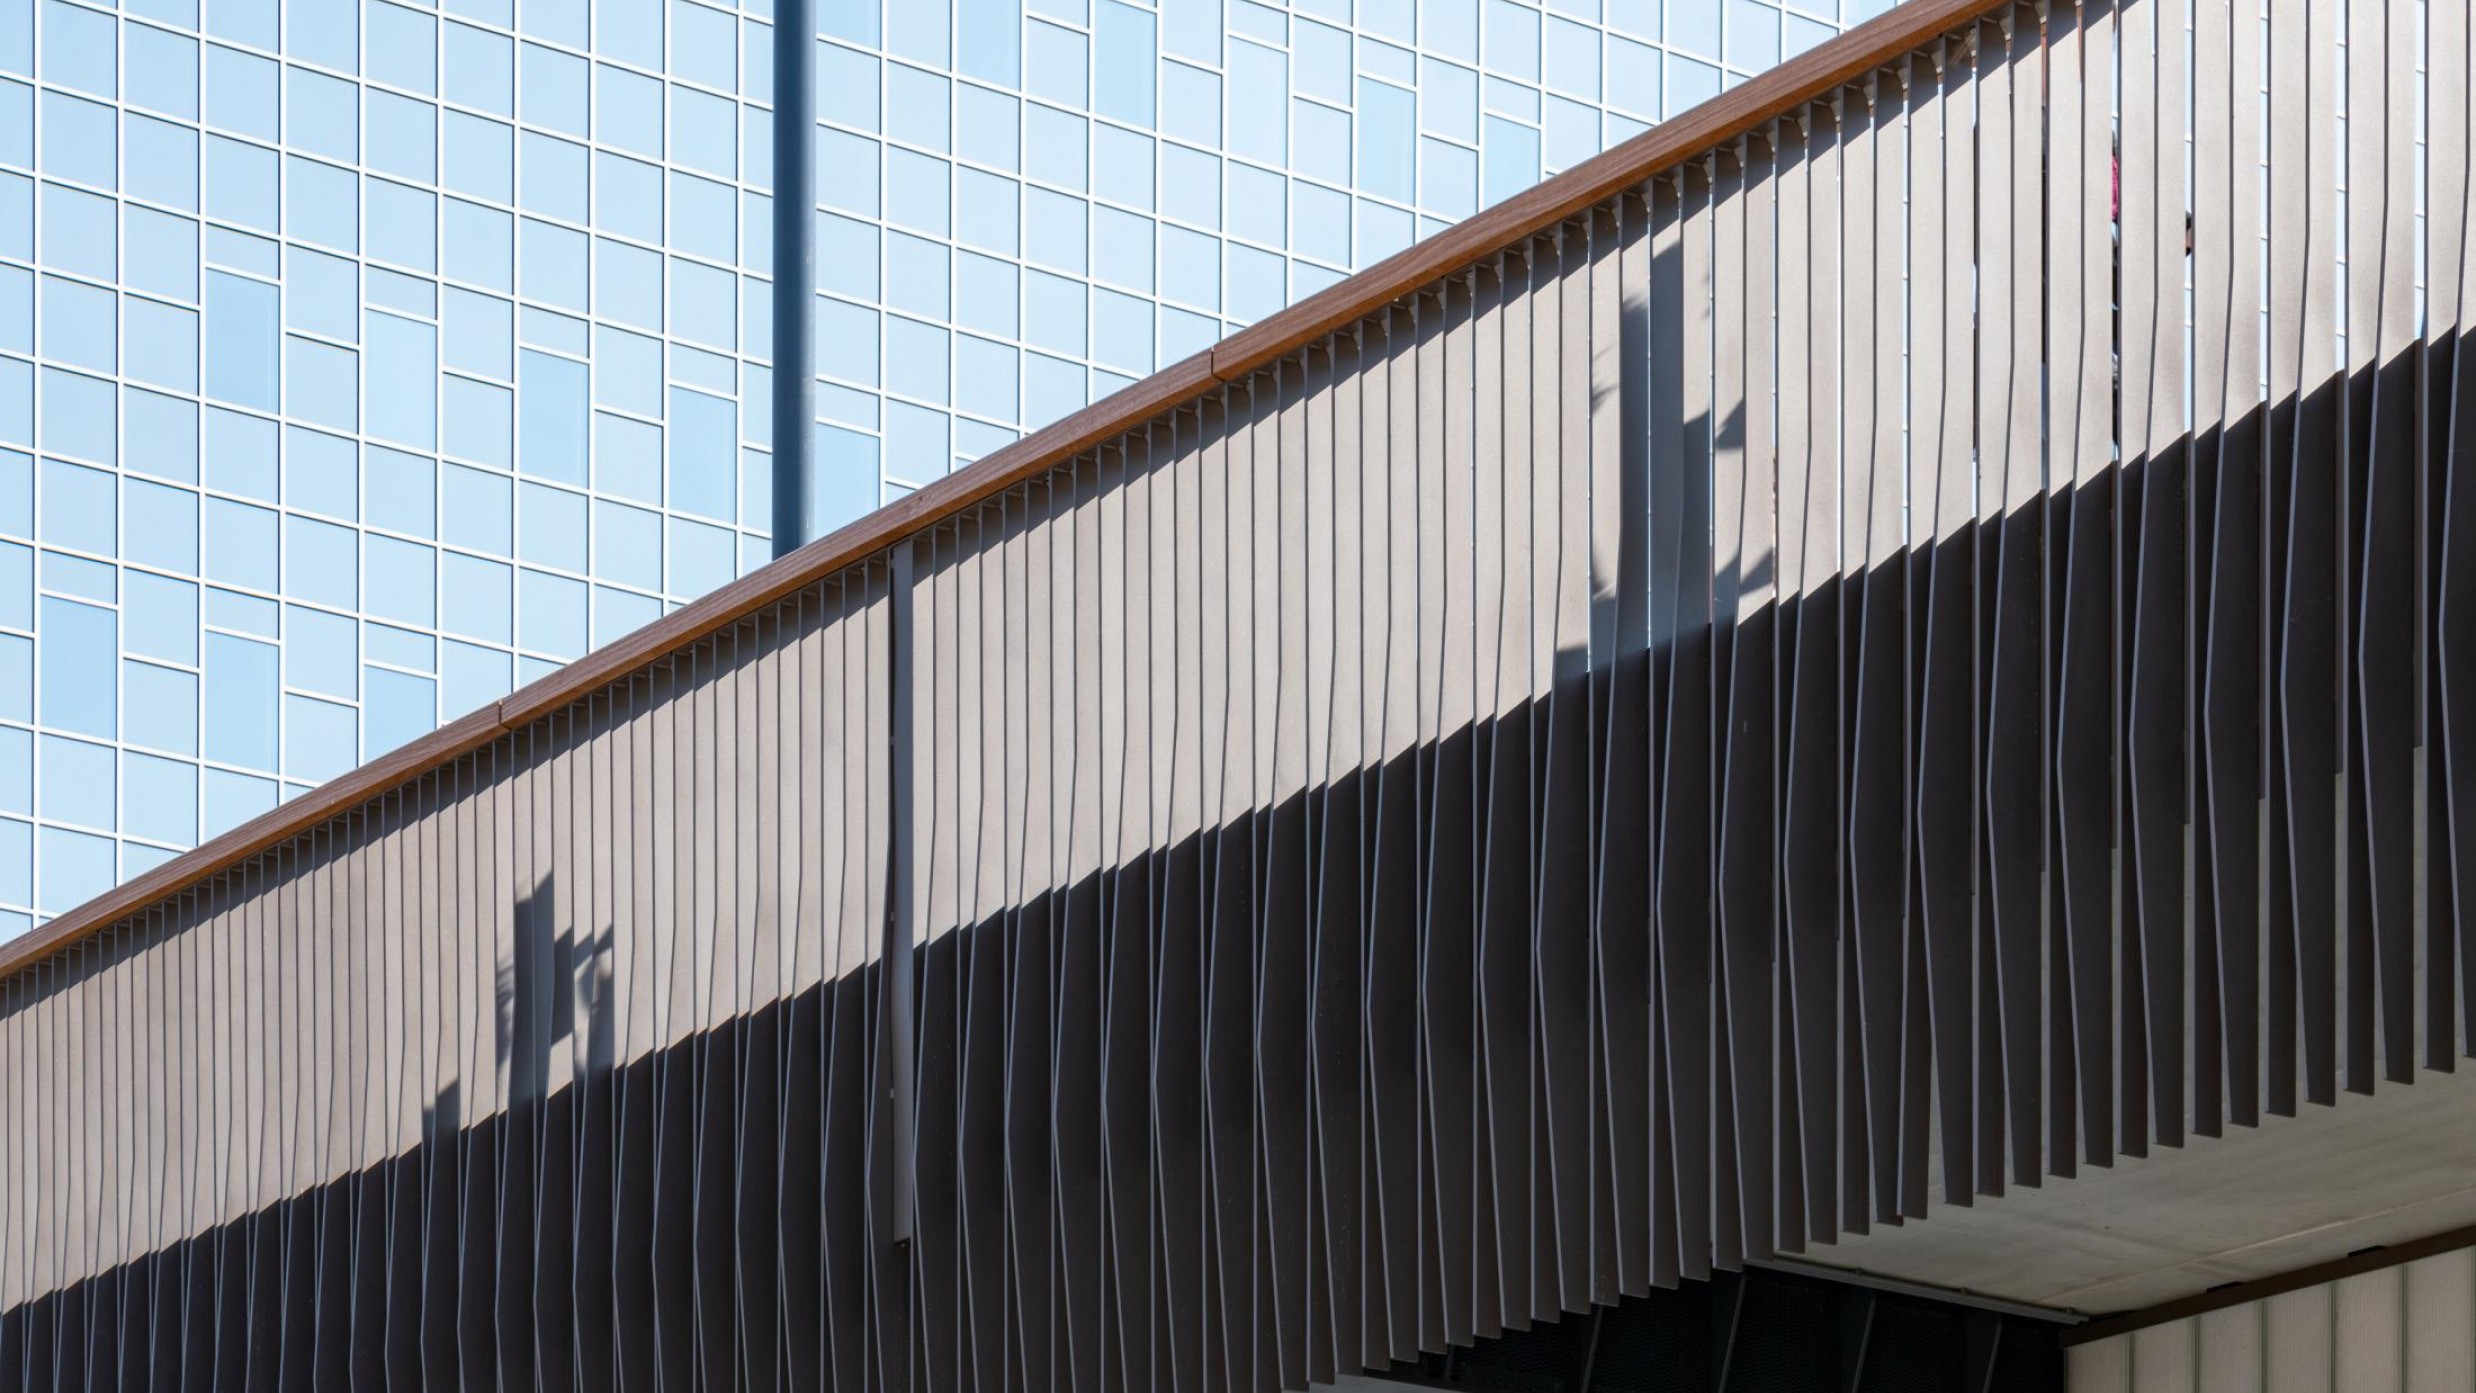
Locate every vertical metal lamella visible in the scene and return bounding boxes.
[2436,0,2476,1068]
[2,1,2471,1388]
[2273,0,2344,1112]
[2192,0,2265,1133]
[1775,93,1844,1250]
[1656,158,1717,1281]
[1908,31,1977,1208]
[1977,3,2048,1188]
[2050,0,2120,1168]
[2345,0,2422,1091]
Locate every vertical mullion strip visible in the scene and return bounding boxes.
[1979,3,2047,1185]
[751,619,780,1384]
[1745,129,1784,1255]
[1653,160,1713,1276]
[1017,469,1060,1393]
[1,967,15,1365]
[439,762,468,1390]
[347,812,378,1388]
[79,931,101,1393]
[1260,356,1313,1389]
[1893,57,1935,1220]
[1543,218,1598,1308]
[2199,0,2270,1128]
[1481,257,1540,1318]
[695,653,722,1383]
[508,730,540,1391]
[1519,236,1561,1322]
[116,921,132,1384]
[1300,338,1351,1381]
[599,694,628,1388]
[2115,0,2160,1152]
[654,656,691,1391]
[169,901,192,1386]
[562,699,589,1389]
[2348,0,2422,1087]
[918,525,961,1393]
[116,919,135,1388]
[1123,427,1163,1393]
[1660,162,1716,1281]
[1783,97,1847,1242]
[2054,0,2122,1166]
[1062,453,1108,1393]
[793,625,825,1390]
[802,583,841,1385]
[619,673,660,1389]
[2127,0,2195,1151]
[1709,142,1751,1277]
[26,958,44,1389]
[31,957,52,1392]
[1829,84,1877,1228]
[177,897,201,1387]
[1314,342,1364,1368]
[1220,390,1265,1389]
[1072,450,1112,1393]
[249,861,275,1389]
[2262,0,2310,1117]
[406,791,430,1385]
[309,831,340,1390]
[872,556,914,1393]
[1205,397,1249,1392]
[1155,411,1203,1393]
[1468,250,1520,1330]
[37,954,58,1389]
[1380,303,1427,1354]
[1909,34,1979,1208]
[1597,190,1655,1291]
[961,507,1007,1393]
[1188,393,1230,1389]
[96,928,118,1393]
[2275,0,2342,1110]
[1846,65,1910,1224]
[930,533,962,1393]
[408,791,432,1387]
[582,689,619,1391]
[1959,25,2009,1199]
[1428,266,1483,1343]
[475,749,505,1392]
[98,923,120,1393]
[742,617,782,1393]
[1096,435,1141,1393]
[820,574,865,1392]
[2435,0,2476,1063]
[1,971,12,1352]
[2189,0,2234,1143]
[2039,0,2086,1180]
[1274,355,1325,1383]
[1713,134,1776,1266]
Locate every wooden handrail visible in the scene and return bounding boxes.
[0,0,2014,985]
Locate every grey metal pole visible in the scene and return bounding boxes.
[770,0,816,557]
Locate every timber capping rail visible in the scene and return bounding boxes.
[0,0,2017,986]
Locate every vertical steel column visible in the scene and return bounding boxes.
[772,0,817,556]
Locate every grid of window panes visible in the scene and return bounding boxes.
[0,0,778,927]
[811,0,1855,499]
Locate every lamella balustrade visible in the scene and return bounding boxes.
[2,0,2472,1386]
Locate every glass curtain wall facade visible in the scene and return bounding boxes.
[813,0,1852,498]
[0,0,1847,935]
[0,0,777,928]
